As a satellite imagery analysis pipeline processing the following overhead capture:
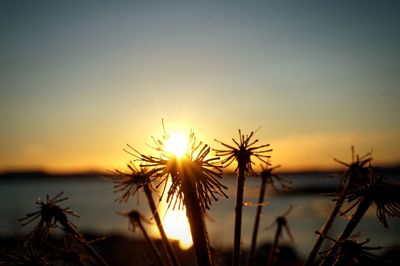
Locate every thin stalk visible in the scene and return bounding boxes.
[136,216,165,266]
[182,172,212,266]
[64,223,109,266]
[144,184,181,266]
[247,175,268,266]
[267,223,282,266]
[233,160,246,266]
[319,197,372,266]
[304,195,346,266]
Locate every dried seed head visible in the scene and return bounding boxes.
[260,164,292,192]
[118,210,151,232]
[333,146,372,192]
[266,205,294,242]
[108,163,157,203]
[339,167,400,228]
[19,192,79,243]
[214,129,272,176]
[131,130,228,212]
[317,232,382,265]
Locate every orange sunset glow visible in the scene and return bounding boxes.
[0,2,399,174]
[1,2,400,266]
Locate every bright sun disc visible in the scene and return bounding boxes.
[164,132,189,158]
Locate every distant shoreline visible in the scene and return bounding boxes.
[1,165,399,180]
[1,167,398,196]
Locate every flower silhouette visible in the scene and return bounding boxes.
[19,192,108,266]
[260,164,292,192]
[129,127,227,266]
[214,129,272,175]
[131,131,228,212]
[215,129,271,266]
[339,167,400,228]
[19,192,79,242]
[333,146,372,192]
[109,163,158,203]
[317,232,382,266]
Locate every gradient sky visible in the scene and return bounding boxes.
[1,1,399,172]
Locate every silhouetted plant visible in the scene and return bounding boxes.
[0,244,49,266]
[19,192,108,266]
[320,167,400,266]
[247,164,292,266]
[0,234,96,265]
[316,231,382,266]
[131,130,228,266]
[19,192,79,243]
[215,129,272,266]
[266,206,294,266]
[120,210,165,266]
[109,163,158,203]
[9,123,400,266]
[305,146,372,266]
[108,163,180,266]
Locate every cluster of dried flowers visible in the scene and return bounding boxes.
[3,124,399,266]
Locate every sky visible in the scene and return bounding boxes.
[1,1,400,172]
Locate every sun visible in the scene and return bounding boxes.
[164,132,189,158]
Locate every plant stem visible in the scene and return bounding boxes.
[137,216,165,266]
[319,197,372,266]
[144,184,181,266]
[337,197,372,241]
[181,171,212,266]
[247,175,268,266]
[304,194,346,266]
[233,160,246,266]
[267,223,282,266]
[64,223,109,266]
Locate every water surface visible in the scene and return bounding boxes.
[1,173,399,258]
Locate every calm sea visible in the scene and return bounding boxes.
[1,173,399,258]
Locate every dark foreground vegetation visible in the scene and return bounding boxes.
[1,233,399,266]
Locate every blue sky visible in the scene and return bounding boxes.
[1,1,399,171]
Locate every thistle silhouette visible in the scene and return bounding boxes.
[131,128,227,266]
[316,232,382,266]
[320,166,400,266]
[19,192,108,266]
[110,163,157,203]
[215,129,272,266]
[305,146,372,266]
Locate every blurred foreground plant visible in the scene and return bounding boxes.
[316,231,382,266]
[247,164,292,266]
[19,192,108,266]
[266,206,294,266]
[119,210,164,266]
